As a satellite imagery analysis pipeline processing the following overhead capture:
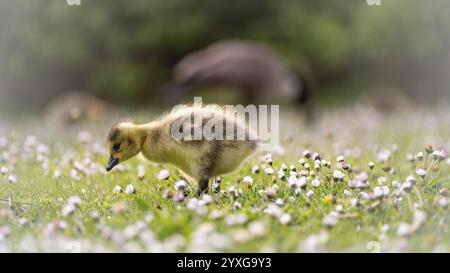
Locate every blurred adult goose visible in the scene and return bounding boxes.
[163,39,309,105]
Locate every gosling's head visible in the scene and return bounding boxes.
[106,122,142,172]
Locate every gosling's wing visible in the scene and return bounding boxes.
[169,111,223,143]
[168,107,256,145]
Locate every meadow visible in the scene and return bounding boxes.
[0,103,449,252]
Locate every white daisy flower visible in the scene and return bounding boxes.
[67,196,81,206]
[377,176,387,184]
[264,204,282,218]
[299,232,329,252]
[70,169,80,181]
[248,221,267,237]
[350,198,359,207]
[313,153,321,161]
[263,187,276,200]
[208,209,223,220]
[311,178,320,188]
[432,150,447,161]
[373,187,383,198]
[198,199,206,207]
[392,181,400,188]
[243,176,254,184]
[406,175,416,185]
[228,186,238,197]
[322,214,339,227]
[264,153,272,161]
[62,196,81,217]
[275,198,284,206]
[277,170,286,180]
[157,169,170,180]
[18,218,29,226]
[377,149,391,162]
[0,166,8,175]
[381,185,390,196]
[7,174,17,183]
[187,198,198,210]
[416,152,424,161]
[411,210,427,232]
[224,213,247,226]
[173,191,185,203]
[264,167,274,175]
[137,164,146,179]
[360,192,370,200]
[287,176,299,189]
[61,204,76,217]
[303,150,311,158]
[231,200,241,210]
[279,213,291,225]
[416,168,427,178]
[113,185,122,194]
[125,184,135,194]
[202,194,212,205]
[298,176,307,188]
[333,170,345,180]
[174,180,186,191]
[406,153,415,162]
[336,155,345,162]
[354,171,367,182]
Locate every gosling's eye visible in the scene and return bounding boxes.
[113,143,121,151]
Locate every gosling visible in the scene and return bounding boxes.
[105,104,258,196]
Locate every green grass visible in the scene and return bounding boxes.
[0,105,449,252]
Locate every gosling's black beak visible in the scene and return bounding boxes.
[106,155,119,172]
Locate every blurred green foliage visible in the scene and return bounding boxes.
[0,0,449,107]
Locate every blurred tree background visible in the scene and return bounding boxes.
[0,0,449,109]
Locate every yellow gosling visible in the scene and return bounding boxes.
[106,104,258,196]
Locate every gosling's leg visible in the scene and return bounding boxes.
[196,141,219,197]
[196,178,209,197]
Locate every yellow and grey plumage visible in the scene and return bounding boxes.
[106,104,258,195]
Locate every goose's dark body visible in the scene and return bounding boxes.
[165,40,307,104]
